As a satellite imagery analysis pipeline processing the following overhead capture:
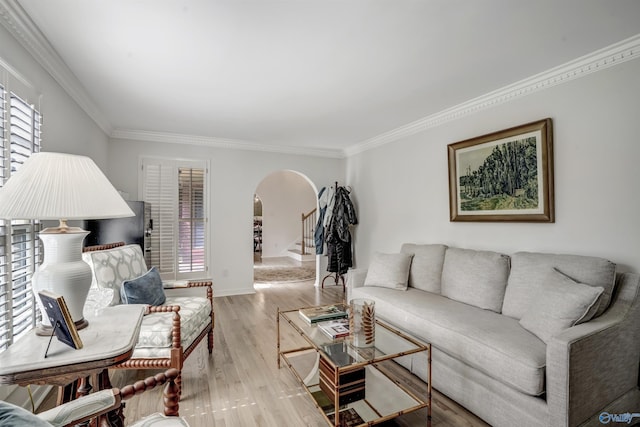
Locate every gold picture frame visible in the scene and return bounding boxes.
[448,118,554,222]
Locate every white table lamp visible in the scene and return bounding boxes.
[0,152,134,332]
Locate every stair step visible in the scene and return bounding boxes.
[287,248,315,262]
[294,243,315,251]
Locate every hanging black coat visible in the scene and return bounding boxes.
[314,187,327,254]
[326,187,357,275]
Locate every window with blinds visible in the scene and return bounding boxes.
[178,168,206,273]
[141,158,208,280]
[0,88,42,351]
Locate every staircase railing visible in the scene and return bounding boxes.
[301,208,317,256]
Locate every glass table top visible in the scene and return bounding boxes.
[280,306,427,369]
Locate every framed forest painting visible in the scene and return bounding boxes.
[448,118,554,222]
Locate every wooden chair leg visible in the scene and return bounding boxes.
[163,376,180,417]
[176,371,182,398]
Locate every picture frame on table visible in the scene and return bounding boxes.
[447,118,554,222]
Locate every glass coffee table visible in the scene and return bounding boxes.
[277,305,431,427]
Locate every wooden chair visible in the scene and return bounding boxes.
[82,243,214,403]
[37,368,186,426]
[0,369,186,426]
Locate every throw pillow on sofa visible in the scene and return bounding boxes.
[121,266,166,306]
[519,268,604,343]
[502,251,615,320]
[441,248,510,313]
[364,252,414,290]
[400,243,447,293]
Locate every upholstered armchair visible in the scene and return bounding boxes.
[82,243,214,401]
[0,369,187,427]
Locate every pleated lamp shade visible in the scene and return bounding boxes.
[0,152,134,332]
[0,152,134,220]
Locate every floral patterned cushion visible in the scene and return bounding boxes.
[133,296,212,357]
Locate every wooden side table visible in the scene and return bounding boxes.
[0,304,145,426]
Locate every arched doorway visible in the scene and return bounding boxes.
[252,170,317,287]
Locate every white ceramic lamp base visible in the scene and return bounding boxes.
[34,228,92,335]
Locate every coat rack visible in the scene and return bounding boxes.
[322,269,346,290]
[318,181,356,292]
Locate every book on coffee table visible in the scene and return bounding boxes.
[328,408,365,427]
[298,304,347,324]
[317,318,350,339]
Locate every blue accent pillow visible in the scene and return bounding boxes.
[120,266,166,306]
[0,401,52,427]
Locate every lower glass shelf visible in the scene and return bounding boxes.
[282,349,427,426]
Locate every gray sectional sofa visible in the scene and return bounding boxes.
[346,244,640,427]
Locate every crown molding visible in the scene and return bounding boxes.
[111,128,345,158]
[345,33,640,157]
[2,1,637,159]
[0,0,112,135]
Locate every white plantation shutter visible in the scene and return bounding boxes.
[0,82,8,350]
[141,158,208,280]
[0,87,42,351]
[142,159,177,276]
[178,167,206,273]
[9,92,41,171]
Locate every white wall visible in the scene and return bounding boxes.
[0,25,109,166]
[256,170,317,258]
[107,138,343,296]
[0,24,109,408]
[346,58,640,273]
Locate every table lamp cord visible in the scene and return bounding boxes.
[27,384,35,413]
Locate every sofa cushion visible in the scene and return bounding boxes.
[441,248,510,313]
[84,244,148,305]
[121,267,166,306]
[400,243,447,293]
[519,268,604,343]
[134,296,212,357]
[502,252,616,320]
[364,252,414,290]
[351,285,546,396]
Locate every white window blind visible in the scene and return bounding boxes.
[141,158,208,280]
[178,167,206,273]
[0,89,42,351]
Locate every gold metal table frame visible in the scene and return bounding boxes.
[277,306,431,427]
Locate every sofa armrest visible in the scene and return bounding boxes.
[347,268,367,289]
[163,279,212,298]
[163,280,214,330]
[163,278,211,289]
[546,272,640,427]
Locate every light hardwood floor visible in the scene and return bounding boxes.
[113,273,489,426]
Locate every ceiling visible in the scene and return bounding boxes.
[10,0,640,155]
